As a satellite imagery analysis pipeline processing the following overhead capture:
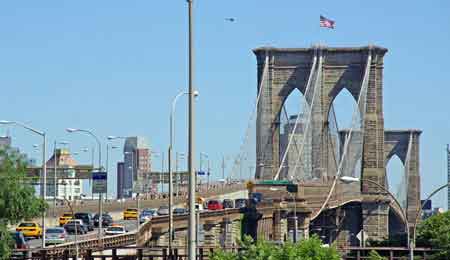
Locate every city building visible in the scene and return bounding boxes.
[122,137,150,197]
[116,162,125,199]
[45,149,82,201]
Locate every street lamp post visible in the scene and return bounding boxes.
[66,128,103,240]
[340,176,412,260]
[169,91,198,251]
[0,120,47,248]
[186,0,197,258]
[411,182,449,259]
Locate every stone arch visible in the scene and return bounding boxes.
[384,130,422,224]
[254,46,387,182]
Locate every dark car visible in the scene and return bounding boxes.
[223,199,234,209]
[93,213,113,227]
[234,198,248,208]
[173,208,188,215]
[74,212,94,231]
[10,231,31,258]
[63,219,88,234]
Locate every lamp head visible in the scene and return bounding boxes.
[107,136,117,140]
[340,176,360,183]
[0,120,12,125]
[66,128,78,133]
[193,90,199,97]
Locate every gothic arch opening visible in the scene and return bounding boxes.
[279,88,307,180]
[329,88,362,177]
[386,154,407,208]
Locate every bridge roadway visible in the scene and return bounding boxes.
[38,207,254,257]
[26,185,248,249]
[255,179,404,223]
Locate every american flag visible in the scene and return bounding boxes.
[320,15,335,29]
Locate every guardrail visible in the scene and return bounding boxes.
[40,208,244,255]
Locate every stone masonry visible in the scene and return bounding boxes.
[253,46,421,243]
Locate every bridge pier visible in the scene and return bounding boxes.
[204,220,221,247]
[361,198,390,244]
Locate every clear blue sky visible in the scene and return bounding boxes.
[1,1,449,208]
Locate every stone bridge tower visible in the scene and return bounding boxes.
[253,46,390,240]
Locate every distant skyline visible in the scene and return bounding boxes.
[1,1,449,207]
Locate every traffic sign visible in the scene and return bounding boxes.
[197,171,206,176]
[92,171,107,193]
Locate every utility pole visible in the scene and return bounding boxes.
[187,0,196,259]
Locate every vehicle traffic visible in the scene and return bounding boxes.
[93,213,113,227]
[207,200,223,210]
[223,199,235,209]
[123,208,138,220]
[16,222,42,239]
[59,213,73,226]
[104,224,127,236]
[74,212,94,231]
[157,205,169,216]
[64,219,88,234]
[45,227,68,246]
[173,208,188,215]
[139,209,157,223]
[234,198,247,208]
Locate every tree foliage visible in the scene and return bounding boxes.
[416,211,450,260]
[0,149,47,259]
[368,250,386,260]
[210,235,340,260]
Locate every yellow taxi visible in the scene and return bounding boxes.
[123,208,138,220]
[59,213,73,226]
[16,222,42,238]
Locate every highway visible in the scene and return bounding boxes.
[27,218,138,249]
[23,189,247,249]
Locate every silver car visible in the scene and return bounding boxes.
[45,227,67,246]
[157,205,169,216]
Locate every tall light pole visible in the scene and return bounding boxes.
[411,182,449,260]
[66,128,103,240]
[340,176,412,260]
[186,0,196,258]
[0,120,47,248]
[169,90,198,251]
[53,141,69,217]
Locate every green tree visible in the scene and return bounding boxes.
[0,149,46,259]
[211,235,340,260]
[416,211,450,260]
[368,250,386,260]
